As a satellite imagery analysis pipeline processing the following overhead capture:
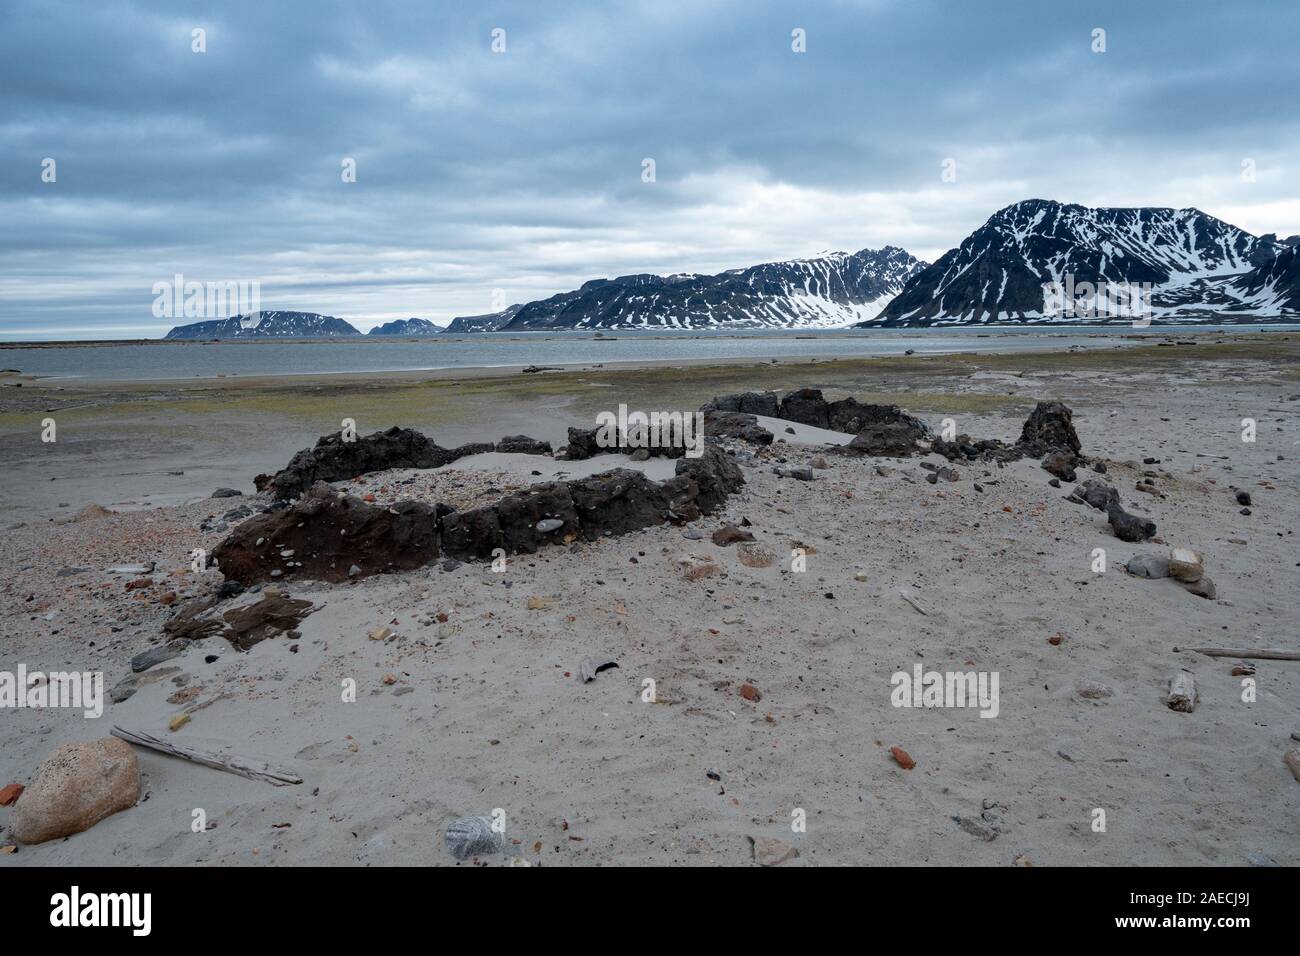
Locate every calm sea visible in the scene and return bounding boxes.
[2,326,1293,382]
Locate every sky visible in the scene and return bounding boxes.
[1,0,1298,339]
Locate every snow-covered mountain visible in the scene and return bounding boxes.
[865,200,1294,326]
[366,317,444,336]
[163,311,361,339]
[443,247,926,331]
[442,304,523,334]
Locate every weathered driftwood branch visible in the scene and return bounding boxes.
[899,591,929,617]
[111,726,302,787]
[1184,648,1300,662]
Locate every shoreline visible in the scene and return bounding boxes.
[3,327,1294,389]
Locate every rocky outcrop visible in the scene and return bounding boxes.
[702,410,774,446]
[1018,402,1082,456]
[847,419,929,457]
[214,484,441,584]
[778,388,832,428]
[706,389,932,454]
[560,425,689,460]
[704,391,780,417]
[9,738,140,845]
[256,427,460,500]
[494,435,553,456]
[220,444,744,579]
[933,401,1082,467]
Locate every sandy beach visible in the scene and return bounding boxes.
[2,336,1298,866]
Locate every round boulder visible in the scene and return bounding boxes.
[10,737,140,845]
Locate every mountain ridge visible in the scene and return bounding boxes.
[862,199,1295,326]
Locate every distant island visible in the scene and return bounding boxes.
[163,312,444,339]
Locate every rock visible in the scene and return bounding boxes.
[847,419,928,457]
[1018,401,1081,456]
[702,409,774,446]
[955,816,997,841]
[736,543,776,568]
[1236,490,1252,506]
[711,525,754,546]
[739,683,761,701]
[1180,575,1217,600]
[1125,554,1170,579]
[9,738,140,845]
[216,593,315,650]
[211,487,242,498]
[772,464,814,481]
[1077,680,1114,699]
[629,448,650,462]
[1285,749,1300,784]
[1107,503,1156,542]
[777,388,830,427]
[1168,547,1204,582]
[560,426,604,460]
[0,783,24,806]
[257,426,465,499]
[130,640,191,673]
[671,445,745,515]
[215,580,244,600]
[535,518,564,533]
[889,746,916,770]
[214,483,440,584]
[1040,450,1078,482]
[924,465,960,484]
[750,836,798,866]
[444,815,505,861]
[705,391,779,417]
[494,435,553,456]
[1067,479,1120,512]
[368,626,393,641]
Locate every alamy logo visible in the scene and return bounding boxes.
[890,663,999,718]
[151,273,261,321]
[1042,275,1153,325]
[50,887,151,936]
[595,404,704,458]
[0,666,103,718]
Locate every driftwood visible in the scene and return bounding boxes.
[899,591,929,616]
[1165,673,1198,713]
[1184,647,1300,662]
[111,726,302,786]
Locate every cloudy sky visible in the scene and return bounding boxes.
[2,0,1297,339]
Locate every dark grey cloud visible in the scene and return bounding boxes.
[1,0,1297,337]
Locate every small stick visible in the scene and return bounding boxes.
[111,726,301,786]
[899,591,929,616]
[1183,648,1300,662]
